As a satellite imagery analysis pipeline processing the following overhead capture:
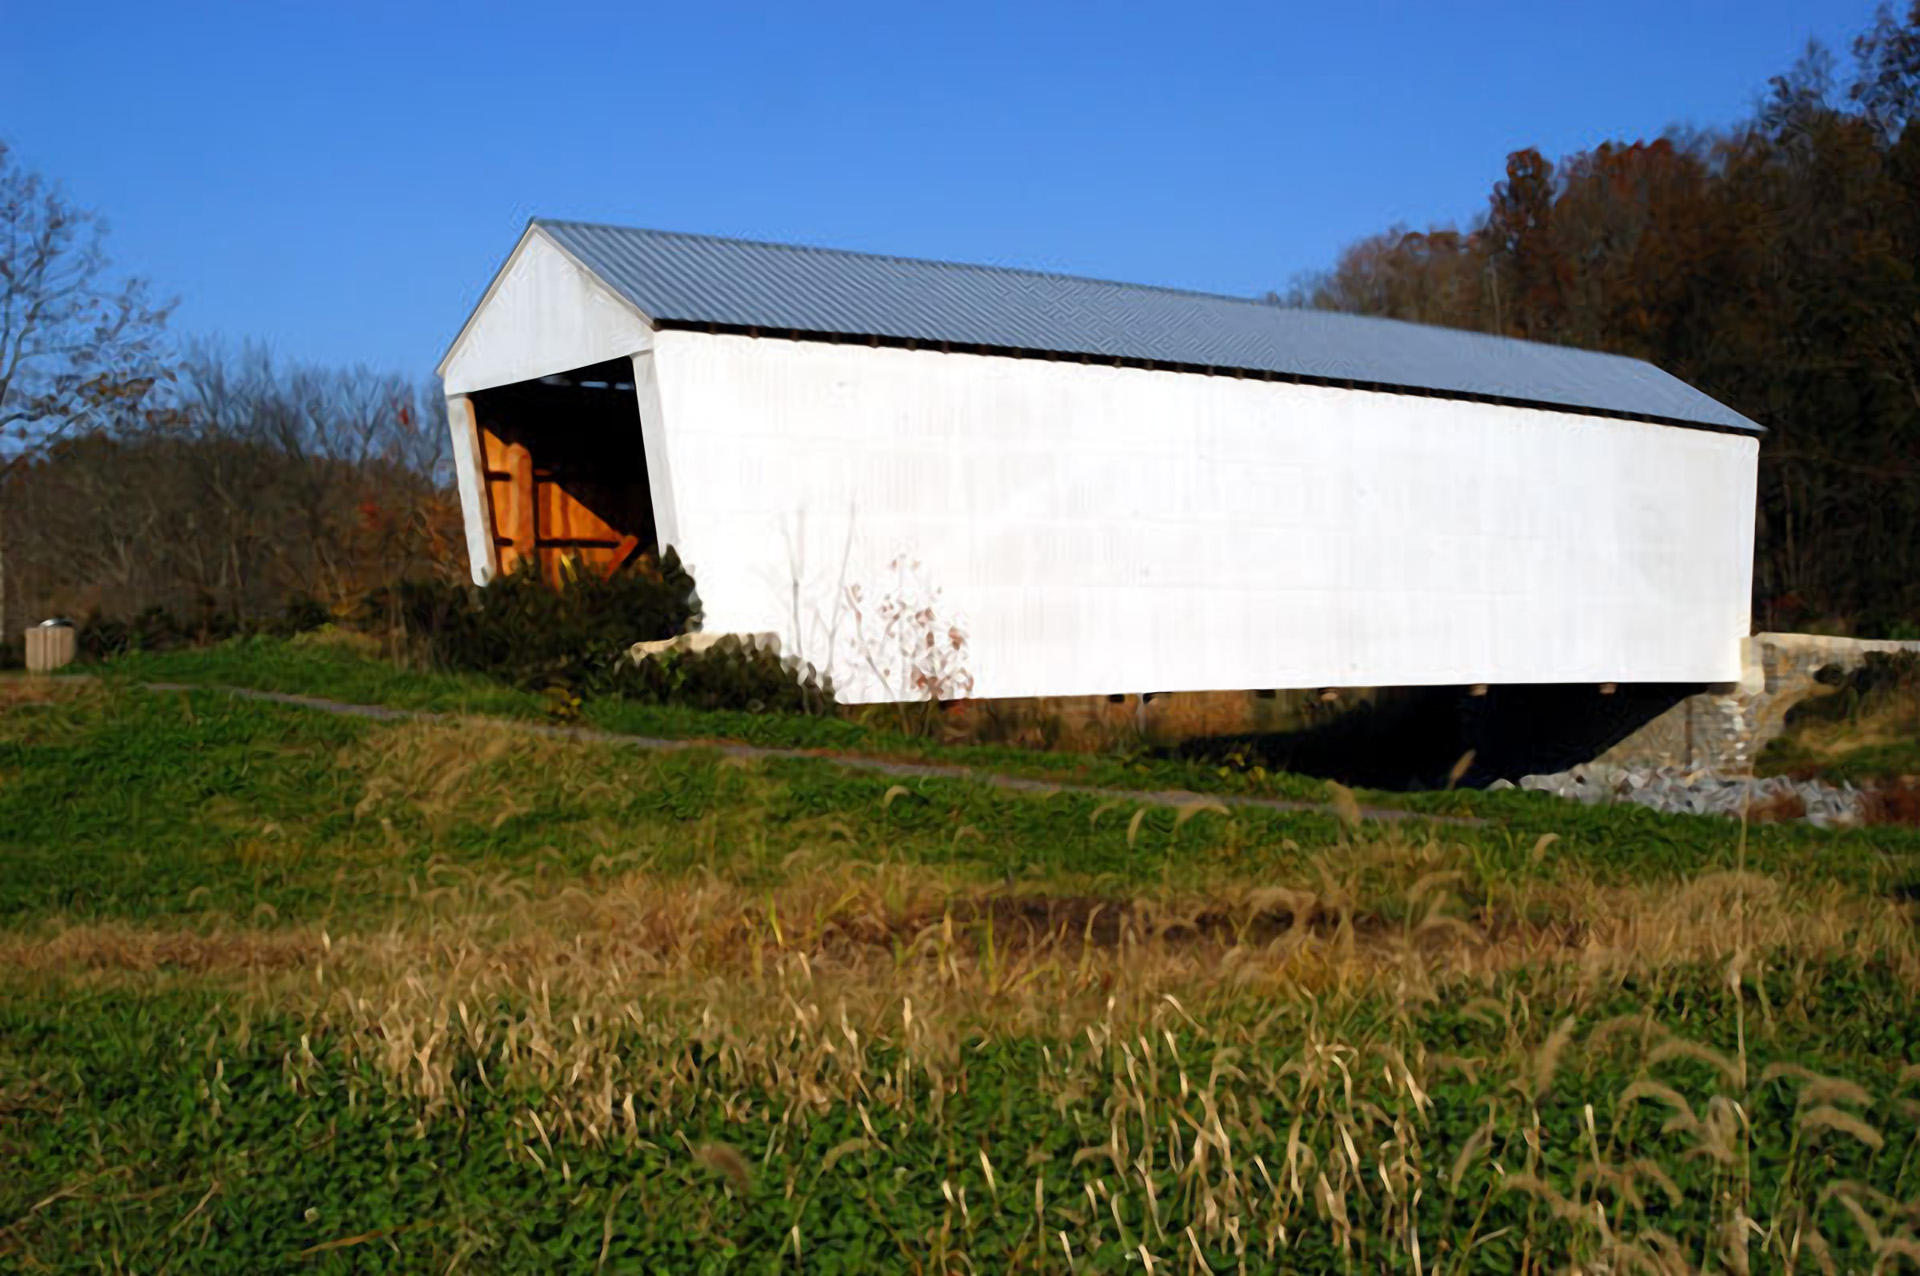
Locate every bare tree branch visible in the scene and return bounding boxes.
[0,141,175,633]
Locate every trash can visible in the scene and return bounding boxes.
[25,618,76,674]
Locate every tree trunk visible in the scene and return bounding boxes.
[0,497,10,643]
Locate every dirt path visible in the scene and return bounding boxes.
[140,680,1476,827]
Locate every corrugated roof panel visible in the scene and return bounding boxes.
[536,219,1761,433]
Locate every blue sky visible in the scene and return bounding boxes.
[2,1,1867,379]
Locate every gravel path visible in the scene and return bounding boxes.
[140,681,1475,826]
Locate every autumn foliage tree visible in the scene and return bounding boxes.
[1,343,464,632]
[1285,4,1920,636]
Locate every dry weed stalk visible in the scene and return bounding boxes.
[9,782,1920,1271]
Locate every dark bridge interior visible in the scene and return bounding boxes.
[468,357,657,582]
[1173,682,1704,790]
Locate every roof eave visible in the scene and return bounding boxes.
[642,315,1764,436]
[435,222,541,382]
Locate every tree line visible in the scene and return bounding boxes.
[1282,3,1920,638]
[0,142,463,649]
[1,346,462,637]
[4,7,1916,650]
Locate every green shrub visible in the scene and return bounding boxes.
[77,614,131,660]
[1860,614,1920,641]
[76,592,334,661]
[272,592,334,636]
[76,605,185,659]
[393,552,702,692]
[391,556,838,716]
[601,634,833,713]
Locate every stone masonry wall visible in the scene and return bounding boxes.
[1600,633,1920,773]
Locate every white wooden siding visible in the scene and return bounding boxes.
[648,329,1757,702]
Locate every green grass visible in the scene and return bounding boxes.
[0,679,1357,926]
[1761,734,1920,785]
[585,696,1338,801]
[92,634,1920,834]
[6,649,1920,1271]
[6,675,1914,929]
[101,631,545,717]
[98,634,1340,803]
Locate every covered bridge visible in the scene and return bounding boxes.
[438,220,1760,706]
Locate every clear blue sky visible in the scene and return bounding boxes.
[1,0,1867,380]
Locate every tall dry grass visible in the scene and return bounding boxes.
[9,715,1920,1271]
[119,854,1911,1274]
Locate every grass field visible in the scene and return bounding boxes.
[4,646,1920,1272]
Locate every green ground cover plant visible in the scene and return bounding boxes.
[3,658,1920,1270]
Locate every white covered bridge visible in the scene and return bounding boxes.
[438,220,1760,706]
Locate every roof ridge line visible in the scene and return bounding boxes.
[533,217,1293,311]
[526,217,1760,433]
[535,218,1672,367]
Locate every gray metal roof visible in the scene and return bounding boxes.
[537,219,1761,434]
